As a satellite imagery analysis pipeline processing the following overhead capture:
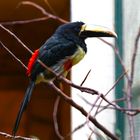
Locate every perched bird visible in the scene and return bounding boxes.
[12,21,117,136]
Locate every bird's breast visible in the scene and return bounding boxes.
[71,45,86,66]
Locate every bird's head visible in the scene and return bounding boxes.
[55,21,117,40]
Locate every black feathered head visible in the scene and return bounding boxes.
[55,21,117,39]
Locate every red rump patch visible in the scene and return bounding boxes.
[27,49,39,76]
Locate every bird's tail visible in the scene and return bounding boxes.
[12,80,35,136]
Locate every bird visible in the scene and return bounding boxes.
[12,21,117,136]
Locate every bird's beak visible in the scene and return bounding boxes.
[80,24,117,38]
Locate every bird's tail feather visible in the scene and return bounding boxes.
[12,80,35,136]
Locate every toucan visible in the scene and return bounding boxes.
[12,21,117,136]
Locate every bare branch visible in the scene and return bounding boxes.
[53,96,64,140]
[18,1,68,24]
[48,81,119,140]
[67,122,86,137]
[98,38,129,80]
[0,24,58,77]
[86,94,102,133]
[62,77,126,114]
[80,95,140,115]
[18,1,51,16]
[0,24,33,54]
[130,27,140,83]
[0,41,27,70]
[0,131,35,140]
[94,70,128,116]
[125,27,140,140]
[0,17,50,25]
[0,1,68,26]
[44,0,57,15]
[80,69,91,86]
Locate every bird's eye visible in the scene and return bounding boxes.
[74,26,81,33]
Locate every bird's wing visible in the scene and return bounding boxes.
[30,39,77,79]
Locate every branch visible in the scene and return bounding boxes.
[0,17,50,25]
[80,69,91,86]
[94,70,128,116]
[48,82,119,140]
[98,38,129,80]
[0,1,68,26]
[86,94,102,133]
[130,27,140,83]
[66,122,87,138]
[0,41,27,70]
[125,27,140,140]
[80,95,140,115]
[0,131,35,140]
[0,24,57,76]
[18,1,68,23]
[62,77,129,115]
[0,24,33,54]
[44,0,57,15]
[53,96,64,140]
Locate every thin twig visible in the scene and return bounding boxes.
[80,95,140,115]
[126,27,140,140]
[63,77,125,114]
[44,0,57,15]
[80,69,91,86]
[0,1,68,25]
[94,70,128,117]
[53,96,64,140]
[106,70,128,95]
[18,1,68,24]
[0,17,50,25]
[86,94,102,133]
[98,38,129,80]
[88,130,106,140]
[0,24,58,77]
[96,97,126,114]
[0,24,33,54]
[66,122,87,138]
[0,41,28,70]
[88,131,94,140]
[126,71,135,140]
[0,131,35,140]
[130,27,140,84]
[18,1,50,16]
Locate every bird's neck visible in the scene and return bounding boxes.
[55,32,87,53]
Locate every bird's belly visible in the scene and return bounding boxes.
[35,60,68,84]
